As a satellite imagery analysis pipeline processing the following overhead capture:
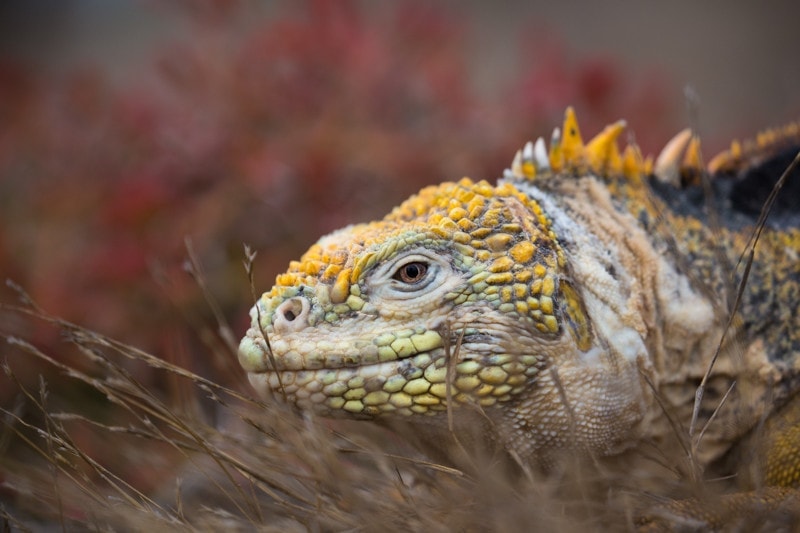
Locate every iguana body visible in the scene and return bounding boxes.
[239,109,800,499]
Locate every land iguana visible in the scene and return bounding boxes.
[238,108,800,524]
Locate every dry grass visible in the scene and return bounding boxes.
[1,276,795,533]
[0,296,630,531]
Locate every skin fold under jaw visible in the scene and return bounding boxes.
[239,108,800,484]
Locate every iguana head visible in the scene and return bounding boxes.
[239,176,596,419]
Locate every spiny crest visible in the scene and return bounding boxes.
[505,107,800,190]
[707,121,800,175]
[652,128,703,186]
[651,120,800,187]
[503,107,650,183]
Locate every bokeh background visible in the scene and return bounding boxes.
[0,0,798,510]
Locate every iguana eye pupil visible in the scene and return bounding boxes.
[394,262,428,284]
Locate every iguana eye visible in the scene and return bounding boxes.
[392,262,428,284]
[371,250,448,298]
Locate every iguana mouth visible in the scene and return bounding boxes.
[238,325,446,373]
[239,327,541,417]
[247,352,450,417]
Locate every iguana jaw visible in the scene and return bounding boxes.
[239,309,549,418]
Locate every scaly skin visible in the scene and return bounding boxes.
[239,109,800,491]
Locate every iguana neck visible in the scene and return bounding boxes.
[506,169,800,464]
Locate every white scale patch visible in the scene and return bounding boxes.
[510,178,650,364]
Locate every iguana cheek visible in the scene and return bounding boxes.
[238,306,547,418]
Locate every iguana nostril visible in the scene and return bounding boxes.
[273,297,309,332]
